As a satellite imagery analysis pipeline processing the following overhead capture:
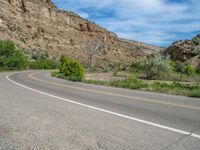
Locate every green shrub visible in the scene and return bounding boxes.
[51,70,58,77]
[176,62,185,73]
[29,59,58,69]
[0,40,15,56]
[141,53,172,79]
[129,62,142,73]
[6,51,28,70]
[192,36,200,46]
[101,64,113,73]
[28,48,58,70]
[169,61,176,71]
[189,88,200,97]
[58,55,84,81]
[183,65,196,77]
[113,65,120,76]
[0,40,28,70]
[31,49,49,61]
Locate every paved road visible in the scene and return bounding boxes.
[1,70,200,150]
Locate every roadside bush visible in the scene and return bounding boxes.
[129,61,142,73]
[183,65,196,77]
[29,59,58,69]
[28,48,58,70]
[101,64,114,73]
[0,40,28,70]
[113,65,120,76]
[6,51,28,70]
[31,49,49,61]
[176,62,185,74]
[169,60,177,71]
[141,53,172,79]
[58,55,84,81]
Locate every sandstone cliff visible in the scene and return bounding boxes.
[0,0,161,67]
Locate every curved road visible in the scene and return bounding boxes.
[1,70,200,149]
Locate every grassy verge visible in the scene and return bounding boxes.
[51,71,83,82]
[52,71,200,98]
[85,78,200,98]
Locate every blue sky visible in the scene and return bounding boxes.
[52,0,200,47]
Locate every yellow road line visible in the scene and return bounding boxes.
[28,72,200,111]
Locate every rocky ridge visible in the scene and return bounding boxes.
[0,0,162,67]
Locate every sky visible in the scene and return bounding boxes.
[52,0,200,47]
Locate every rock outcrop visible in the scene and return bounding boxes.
[165,34,200,67]
[0,0,161,66]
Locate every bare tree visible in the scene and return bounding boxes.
[85,38,106,70]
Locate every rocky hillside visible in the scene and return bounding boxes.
[0,0,161,67]
[166,34,200,68]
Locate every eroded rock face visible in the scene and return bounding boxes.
[166,34,200,62]
[166,40,194,62]
[0,0,161,66]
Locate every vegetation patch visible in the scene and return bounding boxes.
[141,53,172,79]
[83,52,200,97]
[29,59,57,69]
[84,78,200,98]
[28,49,58,70]
[2,40,197,98]
[0,40,58,71]
[52,55,84,82]
[51,52,200,98]
[0,40,28,71]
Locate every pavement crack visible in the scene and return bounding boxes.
[162,128,200,150]
[161,131,196,150]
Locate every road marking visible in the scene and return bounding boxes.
[6,73,200,139]
[29,72,200,111]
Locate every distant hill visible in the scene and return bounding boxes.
[165,34,200,68]
[0,0,161,67]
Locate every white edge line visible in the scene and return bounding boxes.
[6,72,200,139]
[191,133,200,139]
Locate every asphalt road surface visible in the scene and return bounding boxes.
[1,70,200,150]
